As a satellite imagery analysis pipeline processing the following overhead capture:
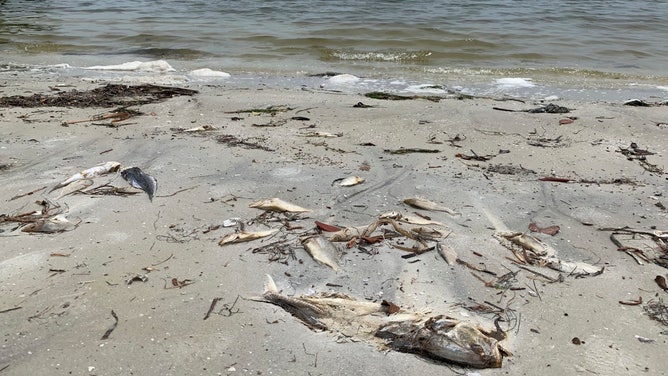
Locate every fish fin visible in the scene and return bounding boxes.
[264,274,278,294]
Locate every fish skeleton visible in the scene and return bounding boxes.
[121,167,157,201]
[403,198,459,216]
[300,235,341,272]
[257,275,506,368]
[249,198,311,213]
[50,161,121,192]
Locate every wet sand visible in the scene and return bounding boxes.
[1,75,667,375]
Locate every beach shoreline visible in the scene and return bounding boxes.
[1,73,667,375]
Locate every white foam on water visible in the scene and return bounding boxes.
[189,68,231,78]
[326,73,360,85]
[494,77,535,88]
[84,60,176,72]
[657,85,668,91]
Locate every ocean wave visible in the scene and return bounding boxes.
[324,49,433,63]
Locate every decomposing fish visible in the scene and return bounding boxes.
[218,229,278,246]
[437,242,458,265]
[21,215,78,233]
[300,235,341,271]
[403,198,459,216]
[121,167,157,201]
[249,198,311,213]
[50,161,121,192]
[257,275,507,368]
[333,176,365,187]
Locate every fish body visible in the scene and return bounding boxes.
[376,316,503,368]
[249,198,310,213]
[301,235,342,272]
[51,161,121,191]
[121,167,157,201]
[257,275,506,368]
[403,198,459,216]
[218,229,278,245]
[337,176,365,187]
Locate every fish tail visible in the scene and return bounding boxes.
[264,274,278,294]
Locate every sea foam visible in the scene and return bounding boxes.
[85,60,176,72]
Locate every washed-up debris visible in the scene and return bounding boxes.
[492,103,571,113]
[333,176,365,187]
[216,134,274,151]
[437,243,458,265]
[121,167,157,201]
[0,84,198,108]
[301,235,342,271]
[224,105,293,115]
[49,161,121,192]
[300,131,343,138]
[249,198,311,213]
[485,164,536,176]
[617,143,663,174]
[644,299,668,326]
[218,229,279,246]
[655,275,668,291]
[622,99,668,107]
[252,119,287,127]
[364,91,444,102]
[527,134,569,148]
[353,102,374,108]
[1,199,79,234]
[126,274,148,285]
[256,275,507,368]
[455,150,495,161]
[64,107,143,126]
[528,223,560,236]
[170,124,218,133]
[384,147,440,154]
[100,310,119,340]
[21,214,79,233]
[604,227,668,268]
[403,198,459,216]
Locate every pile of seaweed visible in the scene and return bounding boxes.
[0,84,198,108]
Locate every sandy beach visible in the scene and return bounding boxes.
[1,74,667,375]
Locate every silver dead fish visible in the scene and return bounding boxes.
[333,176,365,187]
[218,229,278,246]
[257,275,507,368]
[249,198,311,213]
[403,198,460,216]
[300,235,341,272]
[50,161,121,192]
[121,167,157,201]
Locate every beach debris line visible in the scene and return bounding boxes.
[121,167,157,201]
[64,107,143,126]
[492,103,571,113]
[363,91,445,102]
[0,84,198,108]
[49,161,121,192]
[384,147,440,154]
[255,275,508,368]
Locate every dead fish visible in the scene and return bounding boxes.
[544,257,604,277]
[376,316,504,368]
[256,275,506,368]
[436,243,458,265]
[121,167,157,201]
[184,124,216,132]
[249,198,311,213]
[379,211,447,227]
[21,215,78,233]
[494,231,557,257]
[218,229,278,245]
[332,176,365,187]
[50,161,121,192]
[301,235,341,272]
[403,198,459,216]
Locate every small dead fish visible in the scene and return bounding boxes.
[218,229,278,245]
[333,176,365,187]
[249,198,311,213]
[301,235,342,272]
[256,275,506,368]
[494,231,557,257]
[184,124,216,132]
[50,161,121,192]
[121,167,157,201]
[436,243,458,265]
[21,215,78,233]
[403,198,459,216]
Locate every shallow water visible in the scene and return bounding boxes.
[1,0,668,100]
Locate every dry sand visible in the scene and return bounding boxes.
[1,75,667,375]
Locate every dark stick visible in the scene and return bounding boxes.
[101,310,119,340]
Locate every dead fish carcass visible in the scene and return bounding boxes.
[249,198,311,213]
[333,176,365,187]
[403,198,460,216]
[257,275,507,368]
[376,316,504,368]
[121,167,157,201]
[50,161,121,192]
[300,235,341,271]
[218,229,278,246]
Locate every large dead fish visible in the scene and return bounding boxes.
[403,198,460,216]
[257,275,506,368]
[300,235,341,272]
[121,167,157,201]
[249,198,311,213]
[50,161,121,192]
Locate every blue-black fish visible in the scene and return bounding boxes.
[121,167,157,201]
